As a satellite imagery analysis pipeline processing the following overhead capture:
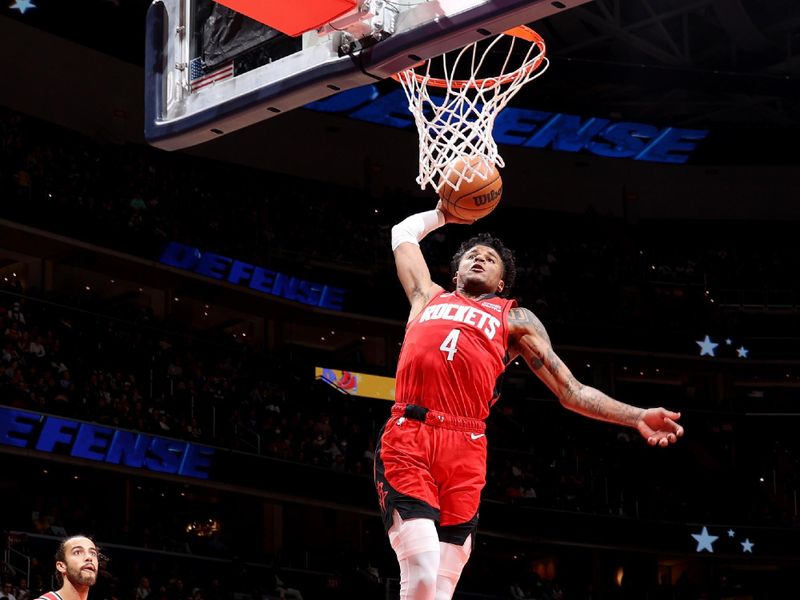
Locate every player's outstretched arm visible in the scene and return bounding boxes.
[391,203,474,320]
[391,208,445,319]
[507,307,684,447]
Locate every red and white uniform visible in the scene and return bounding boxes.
[395,290,515,419]
[375,290,516,536]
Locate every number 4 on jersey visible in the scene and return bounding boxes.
[440,329,461,361]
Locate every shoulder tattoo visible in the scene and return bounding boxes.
[508,307,552,346]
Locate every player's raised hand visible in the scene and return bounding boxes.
[636,408,684,447]
[436,200,475,225]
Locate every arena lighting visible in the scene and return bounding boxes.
[306,86,709,164]
[186,519,221,537]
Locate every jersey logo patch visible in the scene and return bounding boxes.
[470,433,486,440]
[481,302,502,313]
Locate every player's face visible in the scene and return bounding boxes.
[58,537,98,589]
[456,245,504,294]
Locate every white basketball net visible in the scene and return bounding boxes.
[394,27,548,192]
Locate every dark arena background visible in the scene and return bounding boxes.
[1,1,800,599]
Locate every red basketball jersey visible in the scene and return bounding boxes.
[395,290,516,420]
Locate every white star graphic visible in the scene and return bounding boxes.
[696,335,718,357]
[741,539,754,553]
[725,338,732,345]
[9,0,35,14]
[737,346,749,358]
[691,526,718,552]
[727,529,735,538]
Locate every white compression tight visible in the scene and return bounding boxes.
[388,511,473,600]
[435,535,472,600]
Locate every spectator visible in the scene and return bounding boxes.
[270,573,303,600]
[134,577,151,600]
[27,336,46,360]
[14,579,30,600]
[1,582,18,600]
[8,302,25,327]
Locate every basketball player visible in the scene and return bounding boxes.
[375,203,684,600]
[35,535,98,600]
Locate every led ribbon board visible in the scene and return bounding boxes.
[316,367,396,401]
[306,86,710,164]
[160,241,348,311]
[0,406,216,480]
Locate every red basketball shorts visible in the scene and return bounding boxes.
[374,403,487,542]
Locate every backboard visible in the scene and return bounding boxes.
[144,0,592,150]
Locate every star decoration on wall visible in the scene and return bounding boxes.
[691,526,718,552]
[696,335,718,357]
[693,335,750,359]
[690,525,759,555]
[9,0,35,14]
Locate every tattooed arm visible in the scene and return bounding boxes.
[507,307,684,447]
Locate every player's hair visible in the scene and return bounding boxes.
[55,535,99,563]
[451,233,516,296]
[54,534,100,584]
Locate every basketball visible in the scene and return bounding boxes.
[438,156,503,221]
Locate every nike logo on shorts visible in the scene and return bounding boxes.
[470,433,485,440]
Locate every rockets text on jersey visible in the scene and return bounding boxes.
[417,302,501,340]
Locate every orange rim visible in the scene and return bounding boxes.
[390,26,546,89]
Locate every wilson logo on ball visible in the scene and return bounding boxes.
[473,188,503,206]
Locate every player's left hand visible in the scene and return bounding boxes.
[637,408,684,447]
[436,200,475,225]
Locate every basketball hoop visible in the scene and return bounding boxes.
[392,26,548,192]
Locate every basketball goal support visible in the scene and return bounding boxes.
[145,0,592,150]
